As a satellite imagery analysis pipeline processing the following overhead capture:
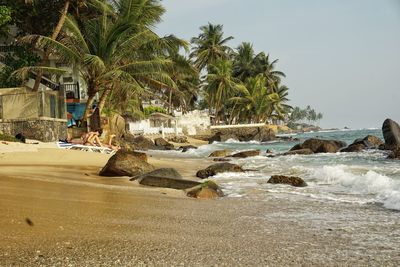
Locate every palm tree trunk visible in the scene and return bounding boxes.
[82,93,96,121]
[168,89,173,114]
[97,89,111,114]
[33,0,71,91]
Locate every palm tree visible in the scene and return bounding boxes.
[190,23,233,72]
[25,0,88,91]
[165,51,200,114]
[253,52,286,93]
[18,0,186,122]
[205,59,245,124]
[232,42,257,82]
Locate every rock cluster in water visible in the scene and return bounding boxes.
[289,138,346,154]
[208,125,275,143]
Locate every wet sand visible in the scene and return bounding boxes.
[0,148,399,266]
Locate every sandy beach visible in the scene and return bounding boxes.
[0,145,399,266]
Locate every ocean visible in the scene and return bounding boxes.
[154,128,400,211]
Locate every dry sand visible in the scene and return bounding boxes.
[0,145,399,266]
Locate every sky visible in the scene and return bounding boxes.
[155,0,400,129]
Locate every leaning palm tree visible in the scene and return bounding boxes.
[25,0,89,91]
[205,59,245,124]
[190,23,233,72]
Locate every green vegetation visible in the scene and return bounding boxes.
[0,45,40,88]
[0,5,12,36]
[143,106,167,116]
[0,133,19,142]
[288,105,323,127]
[0,0,319,127]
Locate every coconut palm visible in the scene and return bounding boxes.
[253,52,286,93]
[205,59,245,124]
[24,0,89,91]
[232,42,257,82]
[190,23,233,71]
[18,0,186,121]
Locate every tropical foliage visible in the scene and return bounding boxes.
[0,0,303,126]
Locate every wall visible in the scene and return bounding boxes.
[0,118,67,142]
[176,110,211,135]
[128,119,182,135]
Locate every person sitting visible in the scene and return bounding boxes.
[81,129,103,147]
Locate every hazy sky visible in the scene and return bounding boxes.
[156,0,400,129]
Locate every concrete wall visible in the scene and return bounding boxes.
[128,119,182,135]
[176,110,211,135]
[0,118,67,142]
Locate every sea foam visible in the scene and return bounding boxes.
[310,165,400,210]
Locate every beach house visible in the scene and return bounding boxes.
[0,25,90,141]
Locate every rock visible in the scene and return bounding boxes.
[283,148,314,155]
[134,168,200,189]
[213,158,232,162]
[167,135,188,143]
[179,145,197,152]
[99,150,154,177]
[341,143,365,152]
[363,135,384,148]
[131,135,157,150]
[208,132,223,144]
[291,138,346,153]
[196,163,244,179]
[231,150,260,158]
[130,168,182,181]
[382,118,400,149]
[139,176,200,190]
[388,147,400,159]
[208,149,232,157]
[209,126,276,143]
[289,144,303,151]
[341,135,384,152]
[131,168,200,189]
[154,137,174,150]
[267,175,307,187]
[186,181,224,199]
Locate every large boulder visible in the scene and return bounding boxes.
[382,119,400,149]
[290,138,346,153]
[131,135,157,150]
[283,148,314,156]
[231,150,260,158]
[130,168,182,181]
[99,150,154,177]
[186,181,224,199]
[208,149,232,157]
[135,168,200,189]
[267,175,307,187]
[154,137,174,150]
[196,163,244,179]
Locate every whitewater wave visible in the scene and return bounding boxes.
[309,165,400,210]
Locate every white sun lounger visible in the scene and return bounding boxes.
[58,142,116,155]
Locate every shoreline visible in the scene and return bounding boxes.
[0,146,399,266]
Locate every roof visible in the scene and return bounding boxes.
[148,112,175,120]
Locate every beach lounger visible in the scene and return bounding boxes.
[58,142,116,155]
